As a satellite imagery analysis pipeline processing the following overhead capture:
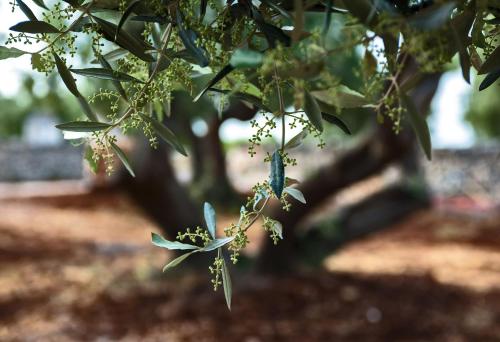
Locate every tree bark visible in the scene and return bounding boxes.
[118,138,203,238]
[256,72,442,273]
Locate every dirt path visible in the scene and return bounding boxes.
[0,193,499,341]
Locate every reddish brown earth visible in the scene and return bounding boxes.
[0,192,499,341]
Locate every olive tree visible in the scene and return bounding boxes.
[2,0,499,309]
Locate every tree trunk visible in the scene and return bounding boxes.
[118,138,203,238]
[256,72,442,273]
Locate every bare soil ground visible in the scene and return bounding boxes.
[0,192,499,341]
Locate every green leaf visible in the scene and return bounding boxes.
[176,9,209,67]
[70,67,144,83]
[91,48,128,64]
[479,45,500,75]
[304,90,324,132]
[251,7,291,48]
[322,0,333,35]
[284,187,306,204]
[10,20,60,33]
[115,0,142,40]
[77,95,98,121]
[204,202,216,239]
[200,0,208,19]
[201,237,235,252]
[401,93,432,160]
[220,251,232,310]
[207,88,271,112]
[98,55,128,100]
[194,65,234,102]
[31,0,48,9]
[261,0,293,21]
[0,46,28,60]
[408,2,456,30]
[92,16,154,63]
[270,151,285,198]
[450,8,475,83]
[479,69,500,91]
[53,52,80,97]
[229,49,263,69]
[110,141,135,177]
[284,129,307,150]
[162,251,197,272]
[55,121,112,132]
[16,0,37,21]
[342,0,378,27]
[140,114,188,156]
[312,86,369,108]
[151,232,198,250]
[321,112,351,135]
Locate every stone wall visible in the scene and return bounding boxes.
[424,147,500,201]
[0,141,83,182]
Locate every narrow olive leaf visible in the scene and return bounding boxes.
[312,87,369,108]
[93,16,154,62]
[322,0,333,35]
[450,8,474,83]
[0,46,28,60]
[200,237,235,252]
[251,7,291,48]
[77,95,98,121]
[151,232,198,250]
[229,49,263,69]
[342,0,378,27]
[16,0,37,21]
[69,16,91,32]
[284,129,307,149]
[31,0,48,9]
[176,9,209,67]
[116,0,142,40]
[303,90,324,132]
[70,68,144,83]
[200,0,208,19]
[109,141,135,177]
[479,69,500,91]
[131,15,168,24]
[98,55,128,100]
[10,20,60,33]
[140,115,188,156]
[401,93,432,160]
[55,121,112,132]
[53,52,79,97]
[321,112,351,135]
[284,187,306,204]
[270,151,285,198]
[91,48,128,64]
[220,251,232,310]
[408,2,456,30]
[162,251,198,272]
[261,0,293,21]
[204,202,216,239]
[478,45,500,75]
[208,88,271,112]
[194,65,234,102]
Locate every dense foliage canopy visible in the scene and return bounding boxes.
[2,0,499,309]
